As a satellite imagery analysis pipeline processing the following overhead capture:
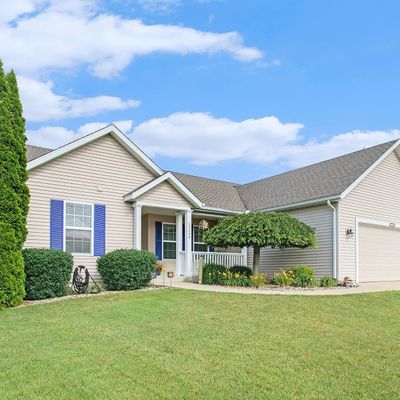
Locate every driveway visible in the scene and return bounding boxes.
[164,280,400,295]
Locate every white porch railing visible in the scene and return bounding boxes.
[178,251,246,277]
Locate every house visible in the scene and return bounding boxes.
[25,125,400,283]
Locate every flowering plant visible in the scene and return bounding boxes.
[274,270,295,286]
[155,262,165,271]
[250,273,267,288]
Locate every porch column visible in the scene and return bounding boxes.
[241,246,248,267]
[176,212,183,275]
[133,203,142,250]
[184,210,192,277]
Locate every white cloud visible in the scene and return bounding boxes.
[27,120,134,148]
[137,0,181,13]
[132,112,303,164]
[27,112,400,170]
[283,130,400,168]
[18,76,140,121]
[131,113,400,167]
[0,0,263,79]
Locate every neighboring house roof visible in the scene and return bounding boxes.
[237,140,398,211]
[172,172,246,212]
[27,144,52,161]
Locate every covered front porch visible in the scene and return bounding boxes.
[132,202,247,279]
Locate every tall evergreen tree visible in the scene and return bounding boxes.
[0,60,26,306]
[5,70,29,244]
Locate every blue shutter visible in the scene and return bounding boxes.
[192,225,194,251]
[94,204,106,256]
[50,199,64,250]
[182,224,185,251]
[155,221,162,260]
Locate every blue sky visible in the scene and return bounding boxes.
[2,0,400,182]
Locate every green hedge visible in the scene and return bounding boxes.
[97,249,157,290]
[23,248,73,300]
[0,221,25,308]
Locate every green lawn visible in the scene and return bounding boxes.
[1,289,399,399]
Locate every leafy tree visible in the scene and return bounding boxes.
[203,211,317,273]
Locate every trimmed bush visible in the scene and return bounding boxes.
[97,249,157,290]
[0,221,25,308]
[202,263,227,285]
[320,276,337,288]
[230,265,253,277]
[290,265,317,287]
[23,248,73,300]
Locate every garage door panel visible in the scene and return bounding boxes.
[359,223,400,282]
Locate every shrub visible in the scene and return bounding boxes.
[250,273,268,288]
[97,249,157,290]
[290,265,317,287]
[230,265,253,277]
[223,271,252,287]
[0,222,25,307]
[23,248,73,300]
[274,270,295,286]
[320,276,337,288]
[202,263,227,285]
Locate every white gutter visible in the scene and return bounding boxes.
[327,200,337,279]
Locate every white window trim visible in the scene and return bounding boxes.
[162,222,177,260]
[63,201,94,256]
[193,225,208,252]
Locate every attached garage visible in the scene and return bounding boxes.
[358,222,400,282]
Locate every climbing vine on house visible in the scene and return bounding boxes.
[203,211,317,274]
[0,59,29,308]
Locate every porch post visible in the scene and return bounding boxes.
[176,212,183,275]
[241,246,248,267]
[133,203,142,250]
[184,210,192,277]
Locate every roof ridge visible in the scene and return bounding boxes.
[171,171,239,186]
[239,139,398,188]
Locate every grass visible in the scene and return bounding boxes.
[0,289,399,399]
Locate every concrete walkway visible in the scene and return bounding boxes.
[160,280,400,296]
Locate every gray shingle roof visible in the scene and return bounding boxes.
[25,139,398,213]
[237,140,397,211]
[27,144,52,161]
[172,172,246,212]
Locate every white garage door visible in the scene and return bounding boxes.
[359,223,400,282]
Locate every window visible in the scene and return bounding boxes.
[193,225,207,252]
[162,223,176,259]
[65,202,93,254]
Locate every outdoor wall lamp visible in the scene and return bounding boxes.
[346,228,354,238]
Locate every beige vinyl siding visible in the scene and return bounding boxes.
[137,181,191,208]
[25,135,156,280]
[247,204,334,278]
[339,150,400,280]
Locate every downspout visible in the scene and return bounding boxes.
[327,200,337,279]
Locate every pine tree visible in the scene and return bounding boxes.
[0,60,26,306]
[5,70,29,244]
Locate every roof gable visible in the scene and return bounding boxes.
[27,124,163,176]
[124,172,203,208]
